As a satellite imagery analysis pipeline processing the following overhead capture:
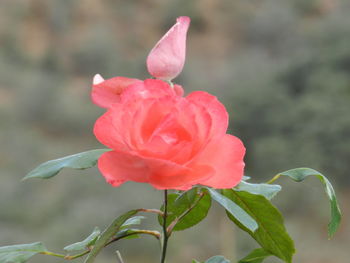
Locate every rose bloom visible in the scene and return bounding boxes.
[93,79,245,190]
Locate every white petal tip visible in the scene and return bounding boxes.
[93,74,105,85]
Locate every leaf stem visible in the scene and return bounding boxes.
[266,174,281,184]
[160,190,169,263]
[39,250,91,260]
[65,250,90,260]
[39,251,66,258]
[166,191,206,235]
[139,208,164,216]
[106,230,160,246]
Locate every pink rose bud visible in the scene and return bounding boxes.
[147,16,190,81]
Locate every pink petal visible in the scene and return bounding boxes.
[120,79,180,102]
[146,16,190,81]
[146,158,213,190]
[186,91,229,137]
[98,151,150,187]
[93,105,128,151]
[91,76,141,108]
[174,84,184,96]
[193,135,246,189]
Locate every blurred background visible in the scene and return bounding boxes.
[0,0,349,262]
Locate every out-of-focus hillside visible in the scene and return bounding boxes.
[0,0,349,262]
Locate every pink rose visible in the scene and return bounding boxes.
[94,79,245,190]
[147,16,190,81]
[91,74,184,108]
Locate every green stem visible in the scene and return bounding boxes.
[160,190,169,263]
[39,250,90,260]
[39,251,66,258]
[65,250,90,260]
[139,208,164,216]
[106,229,160,246]
[266,174,281,184]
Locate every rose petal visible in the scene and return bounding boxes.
[146,158,213,190]
[136,98,203,164]
[94,104,132,151]
[174,84,184,96]
[98,151,150,187]
[186,91,229,136]
[91,76,141,108]
[121,79,179,102]
[193,134,245,189]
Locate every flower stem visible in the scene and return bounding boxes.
[160,190,169,263]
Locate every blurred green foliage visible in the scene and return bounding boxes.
[0,0,349,262]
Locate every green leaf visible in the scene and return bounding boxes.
[238,248,273,263]
[207,188,258,232]
[0,242,47,263]
[115,229,141,240]
[223,190,295,263]
[121,216,145,229]
[115,228,160,241]
[204,255,230,263]
[192,260,201,263]
[174,187,199,206]
[235,181,281,200]
[23,149,110,180]
[277,168,341,238]
[84,210,138,263]
[64,227,101,252]
[158,191,211,231]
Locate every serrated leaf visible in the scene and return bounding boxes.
[84,210,138,263]
[204,255,230,263]
[158,191,211,231]
[235,181,281,200]
[0,242,47,263]
[238,248,273,263]
[278,168,341,237]
[64,227,101,252]
[223,190,295,263]
[207,188,258,232]
[23,149,110,180]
